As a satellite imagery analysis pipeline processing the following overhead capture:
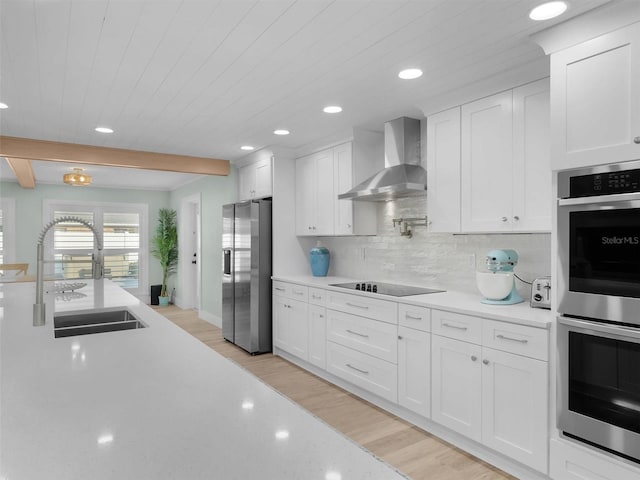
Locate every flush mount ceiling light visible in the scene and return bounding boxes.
[63,167,92,187]
[273,129,290,135]
[240,145,255,151]
[0,102,8,109]
[323,105,343,114]
[398,68,423,80]
[95,126,114,133]
[529,1,568,20]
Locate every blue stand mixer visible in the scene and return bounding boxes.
[476,249,524,305]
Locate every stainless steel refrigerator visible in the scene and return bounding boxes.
[222,199,272,354]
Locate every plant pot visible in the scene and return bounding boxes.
[158,295,170,306]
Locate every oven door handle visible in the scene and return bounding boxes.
[558,316,640,340]
[558,191,640,206]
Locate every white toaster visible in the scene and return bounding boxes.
[530,276,551,309]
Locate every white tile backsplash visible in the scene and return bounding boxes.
[298,197,551,297]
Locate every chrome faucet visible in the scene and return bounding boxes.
[33,216,103,326]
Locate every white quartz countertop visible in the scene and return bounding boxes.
[273,275,552,329]
[0,280,407,480]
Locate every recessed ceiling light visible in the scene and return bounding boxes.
[273,129,290,136]
[529,1,568,20]
[0,102,8,109]
[95,126,114,134]
[240,145,255,151]
[323,105,342,114]
[398,68,423,80]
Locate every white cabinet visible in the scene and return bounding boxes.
[273,282,309,360]
[295,149,334,235]
[308,304,326,369]
[550,22,640,170]
[296,142,376,236]
[397,325,431,418]
[426,107,462,233]
[238,157,272,201]
[431,312,549,473]
[461,79,551,232]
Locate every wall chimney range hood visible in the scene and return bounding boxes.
[338,117,426,202]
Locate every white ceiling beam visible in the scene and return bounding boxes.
[0,136,230,176]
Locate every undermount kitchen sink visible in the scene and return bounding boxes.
[54,309,147,338]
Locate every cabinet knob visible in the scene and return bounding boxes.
[501,216,508,222]
[471,355,477,362]
[398,335,403,340]
[634,136,640,144]
[513,216,520,221]
[308,226,312,230]
[347,224,351,228]
[482,359,489,365]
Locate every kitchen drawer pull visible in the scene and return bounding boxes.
[346,302,369,310]
[496,334,528,344]
[312,294,322,299]
[274,287,285,291]
[346,329,369,338]
[292,289,304,295]
[405,314,423,320]
[483,359,490,365]
[346,363,369,375]
[442,322,468,331]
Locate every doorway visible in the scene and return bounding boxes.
[179,194,201,311]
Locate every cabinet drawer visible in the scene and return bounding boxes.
[482,319,549,361]
[325,291,398,324]
[308,287,326,306]
[326,309,397,363]
[432,310,482,344]
[327,341,398,403]
[398,303,431,332]
[272,281,309,302]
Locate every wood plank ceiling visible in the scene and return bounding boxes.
[0,0,610,188]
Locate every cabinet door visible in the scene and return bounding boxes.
[253,157,273,199]
[308,305,326,369]
[512,78,551,232]
[426,107,461,233]
[481,347,548,472]
[333,143,354,235]
[295,155,316,235]
[272,296,308,360]
[431,335,482,441]
[314,149,335,235]
[461,91,514,232]
[551,23,640,169]
[398,326,430,417]
[273,295,290,352]
[238,163,255,201]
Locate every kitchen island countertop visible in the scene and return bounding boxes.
[0,279,408,480]
[273,275,552,329]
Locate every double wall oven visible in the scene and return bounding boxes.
[557,160,640,463]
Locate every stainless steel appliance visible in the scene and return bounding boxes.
[330,281,444,297]
[222,200,272,354]
[530,276,551,309]
[557,159,640,324]
[557,160,640,462]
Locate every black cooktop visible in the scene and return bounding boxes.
[330,281,445,297]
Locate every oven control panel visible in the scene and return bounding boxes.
[570,168,640,197]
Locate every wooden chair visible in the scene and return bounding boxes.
[0,263,29,277]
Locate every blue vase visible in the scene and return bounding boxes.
[310,243,330,277]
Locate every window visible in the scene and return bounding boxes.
[44,201,148,295]
[0,198,16,264]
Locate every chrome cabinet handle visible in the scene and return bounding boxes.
[442,322,468,331]
[346,363,369,375]
[501,216,508,222]
[292,289,304,295]
[483,359,489,365]
[319,314,324,318]
[346,329,369,338]
[496,334,528,344]
[275,287,285,291]
[346,302,369,310]
[312,294,322,299]
[398,335,403,340]
[634,136,640,144]
[405,314,423,320]
[471,355,477,362]
[513,216,520,221]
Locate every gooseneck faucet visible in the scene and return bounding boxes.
[33,216,103,326]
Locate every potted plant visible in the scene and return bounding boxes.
[151,208,178,306]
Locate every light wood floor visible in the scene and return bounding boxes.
[153,305,516,480]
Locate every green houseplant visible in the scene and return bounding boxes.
[151,208,178,306]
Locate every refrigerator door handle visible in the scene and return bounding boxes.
[223,249,232,275]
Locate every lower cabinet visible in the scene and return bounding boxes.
[431,332,549,472]
[273,295,308,360]
[308,304,326,369]
[397,325,431,418]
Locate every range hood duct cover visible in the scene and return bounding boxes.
[338,117,426,201]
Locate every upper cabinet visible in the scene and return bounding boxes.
[460,78,551,233]
[296,137,379,237]
[550,22,640,170]
[238,156,273,201]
